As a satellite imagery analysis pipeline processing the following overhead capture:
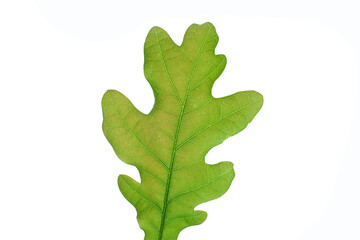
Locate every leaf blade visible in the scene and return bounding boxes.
[102,22,263,240]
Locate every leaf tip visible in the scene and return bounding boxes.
[245,90,264,108]
[194,210,208,224]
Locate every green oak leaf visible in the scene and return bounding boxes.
[102,22,263,240]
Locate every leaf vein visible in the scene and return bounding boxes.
[167,168,233,205]
[177,98,262,150]
[108,92,169,170]
[155,28,184,105]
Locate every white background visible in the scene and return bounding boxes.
[0,1,359,239]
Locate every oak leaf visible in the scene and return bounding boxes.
[102,22,263,240]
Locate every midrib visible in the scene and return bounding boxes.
[157,27,211,240]
[157,102,185,240]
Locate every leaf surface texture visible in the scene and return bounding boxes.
[102,22,263,240]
